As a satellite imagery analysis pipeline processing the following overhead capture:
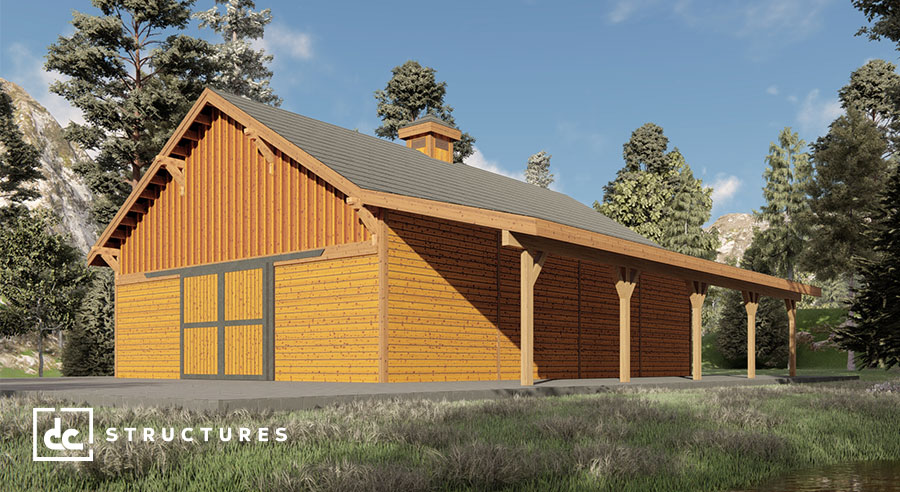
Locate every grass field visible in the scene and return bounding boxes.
[0,366,62,378]
[2,371,898,491]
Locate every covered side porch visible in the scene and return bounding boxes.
[502,229,820,386]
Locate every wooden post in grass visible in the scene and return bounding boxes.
[616,267,640,383]
[686,281,709,381]
[742,291,761,379]
[785,299,797,377]
[520,248,546,386]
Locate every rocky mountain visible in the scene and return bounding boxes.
[705,213,768,265]
[0,78,96,253]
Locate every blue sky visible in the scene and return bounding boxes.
[1,0,897,223]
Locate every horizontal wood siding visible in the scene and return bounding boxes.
[274,253,379,382]
[225,324,263,375]
[386,211,500,382]
[119,107,370,274]
[116,278,180,378]
[636,273,690,376]
[386,211,691,382]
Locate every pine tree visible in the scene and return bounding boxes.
[46,0,215,225]
[837,59,900,153]
[195,0,281,106]
[524,151,554,188]
[374,60,475,163]
[658,151,719,260]
[754,127,811,281]
[716,239,789,368]
[622,122,669,174]
[803,109,890,281]
[833,166,900,369]
[62,269,115,376]
[0,87,42,209]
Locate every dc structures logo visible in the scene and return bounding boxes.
[32,408,94,462]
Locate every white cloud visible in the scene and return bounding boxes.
[766,85,779,96]
[4,43,84,127]
[736,0,827,41]
[710,175,741,204]
[796,89,843,137]
[464,146,525,181]
[787,95,799,104]
[608,0,641,23]
[254,24,313,60]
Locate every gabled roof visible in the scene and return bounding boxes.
[213,89,660,249]
[88,88,820,300]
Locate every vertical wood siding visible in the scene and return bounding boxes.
[119,108,370,274]
[224,269,263,321]
[183,327,217,375]
[274,255,379,382]
[225,324,263,375]
[387,211,692,382]
[115,278,180,378]
[184,274,217,323]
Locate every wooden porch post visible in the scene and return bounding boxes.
[686,280,709,381]
[615,267,640,383]
[520,248,546,386]
[785,298,797,377]
[742,291,761,379]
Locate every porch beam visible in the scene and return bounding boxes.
[520,248,545,386]
[686,280,709,380]
[500,230,803,301]
[742,291,761,379]
[616,266,640,383]
[785,298,797,377]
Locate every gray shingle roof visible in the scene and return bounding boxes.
[400,114,454,128]
[214,90,660,248]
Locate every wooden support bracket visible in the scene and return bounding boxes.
[159,156,186,196]
[347,196,379,243]
[100,252,120,275]
[615,266,640,383]
[244,127,276,174]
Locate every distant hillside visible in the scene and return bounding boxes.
[0,78,96,253]
[705,213,768,265]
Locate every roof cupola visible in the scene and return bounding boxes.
[398,114,461,163]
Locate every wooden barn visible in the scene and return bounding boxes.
[87,89,820,384]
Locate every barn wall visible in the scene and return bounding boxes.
[115,277,181,378]
[120,107,370,274]
[386,211,691,382]
[386,211,500,382]
[274,254,380,382]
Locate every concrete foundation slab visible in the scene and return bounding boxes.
[1,374,859,412]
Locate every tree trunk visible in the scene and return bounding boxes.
[38,330,44,378]
[847,275,857,371]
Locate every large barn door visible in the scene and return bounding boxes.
[180,264,273,380]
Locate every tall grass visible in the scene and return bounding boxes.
[1,374,898,491]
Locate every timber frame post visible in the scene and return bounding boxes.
[615,266,640,383]
[742,291,761,379]
[519,248,547,386]
[686,280,709,381]
[785,298,797,377]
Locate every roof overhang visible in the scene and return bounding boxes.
[88,89,820,301]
